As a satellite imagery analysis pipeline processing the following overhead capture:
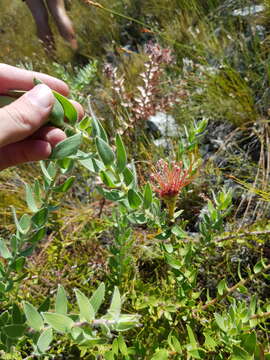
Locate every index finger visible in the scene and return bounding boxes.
[0,63,69,96]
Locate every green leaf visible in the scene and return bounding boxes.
[0,238,12,259]
[52,90,78,125]
[49,97,65,127]
[0,95,16,107]
[112,338,119,355]
[50,133,82,159]
[151,349,169,360]
[55,285,68,315]
[0,311,9,325]
[128,189,142,209]
[253,260,264,274]
[29,227,46,244]
[168,332,182,353]
[107,287,121,319]
[10,235,18,253]
[38,297,51,313]
[100,170,117,188]
[217,279,227,296]
[116,134,127,173]
[37,327,53,353]
[0,281,6,293]
[3,324,27,338]
[97,187,123,202]
[232,345,251,360]
[24,302,44,331]
[123,167,134,187]
[42,312,74,333]
[78,116,91,130]
[89,282,105,315]
[10,257,25,272]
[47,160,57,178]
[114,314,139,331]
[171,225,186,238]
[75,289,95,322]
[187,325,200,358]
[58,158,75,173]
[242,332,256,355]
[25,183,39,212]
[79,154,104,173]
[91,116,108,143]
[165,254,181,270]
[19,214,31,234]
[203,332,217,351]
[118,335,128,356]
[96,137,115,167]
[143,183,153,209]
[214,313,227,332]
[40,161,53,182]
[11,207,29,234]
[12,303,24,324]
[53,176,75,193]
[32,208,48,228]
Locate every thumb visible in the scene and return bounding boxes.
[0,84,54,147]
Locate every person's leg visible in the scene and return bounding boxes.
[46,0,78,50]
[25,0,55,53]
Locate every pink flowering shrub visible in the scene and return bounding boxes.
[103,42,188,135]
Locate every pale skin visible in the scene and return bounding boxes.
[0,64,84,171]
[25,0,78,53]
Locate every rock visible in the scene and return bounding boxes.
[232,5,265,17]
[147,111,179,138]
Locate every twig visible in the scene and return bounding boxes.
[216,229,270,243]
[194,263,270,313]
[251,311,270,320]
[82,0,154,30]
[74,318,138,328]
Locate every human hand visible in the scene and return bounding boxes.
[0,64,84,171]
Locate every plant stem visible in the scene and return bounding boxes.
[194,263,270,313]
[82,0,154,30]
[216,229,270,243]
[44,169,60,206]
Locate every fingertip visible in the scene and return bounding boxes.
[45,127,66,147]
[30,126,66,147]
[70,100,84,120]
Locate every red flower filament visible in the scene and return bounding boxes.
[150,159,193,199]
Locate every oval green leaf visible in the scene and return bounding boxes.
[75,289,95,322]
[143,183,153,209]
[3,324,27,338]
[128,189,142,209]
[42,312,74,333]
[37,327,53,353]
[50,133,82,160]
[52,90,78,125]
[55,285,68,315]
[116,134,127,173]
[24,301,44,331]
[96,137,115,167]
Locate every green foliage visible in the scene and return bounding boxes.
[2,0,270,358]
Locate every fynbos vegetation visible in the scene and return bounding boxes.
[1,0,270,358]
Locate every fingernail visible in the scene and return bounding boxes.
[26,84,54,108]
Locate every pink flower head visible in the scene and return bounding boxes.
[150,159,193,199]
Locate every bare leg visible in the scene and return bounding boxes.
[46,0,78,50]
[25,0,55,54]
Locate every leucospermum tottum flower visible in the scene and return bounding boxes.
[150,159,195,219]
[150,159,194,199]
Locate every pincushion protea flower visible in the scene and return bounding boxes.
[150,159,194,219]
